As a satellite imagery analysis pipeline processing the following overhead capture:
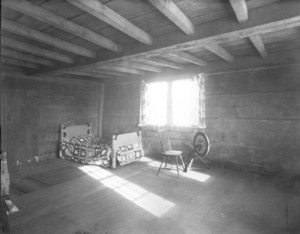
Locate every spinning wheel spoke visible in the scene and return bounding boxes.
[193,132,210,157]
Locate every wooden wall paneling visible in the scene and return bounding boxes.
[1,78,8,154]
[98,83,105,138]
[6,89,39,166]
[102,81,140,137]
[6,89,19,166]
[206,92,300,120]
[102,64,300,174]
[205,65,300,95]
[19,90,39,164]
[4,76,104,165]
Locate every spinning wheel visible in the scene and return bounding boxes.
[193,132,210,157]
[184,132,210,172]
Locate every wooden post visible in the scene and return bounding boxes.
[111,134,117,169]
[59,125,65,158]
[1,152,10,196]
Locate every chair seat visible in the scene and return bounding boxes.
[163,150,182,156]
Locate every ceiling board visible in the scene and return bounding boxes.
[1,0,299,78]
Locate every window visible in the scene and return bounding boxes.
[139,74,205,128]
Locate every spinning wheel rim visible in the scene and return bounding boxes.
[192,132,210,157]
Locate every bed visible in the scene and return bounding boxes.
[59,123,144,169]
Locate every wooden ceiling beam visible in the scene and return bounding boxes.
[97,65,145,75]
[1,48,55,67]
[2,19,96,58]
[249,35,268,58]
[1,64,24,72]
[2,37,73,64]
[229,0,248,22]
[137,58,183,69]
[37,2,300,76]
[169,51,207,66]
[204,44,234,63]
[67,0,152,45]
[2,0,121,53]
[2,57,38,69]
[64,71,115,79]
[79,67,140,78]
[114,61,162,72]
[148,0,194,35]
[90,69,131,77]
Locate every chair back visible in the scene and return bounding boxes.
[158,129,171,153]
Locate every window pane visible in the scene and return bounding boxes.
[172,79,199,126]
[144,81,168,125]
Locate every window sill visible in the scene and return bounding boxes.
[139,125,206,132]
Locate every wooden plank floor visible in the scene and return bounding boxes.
[8,158,300,234]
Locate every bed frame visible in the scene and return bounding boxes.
[60,123,92,140]
[111,131,143,169]
[60,123,143,169]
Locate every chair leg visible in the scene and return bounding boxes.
[157,156,166,176]
[164,156,168,168]
[175,156,180,180]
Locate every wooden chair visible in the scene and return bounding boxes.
[156,129,185,180]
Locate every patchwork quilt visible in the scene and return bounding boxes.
[60,136,111,167]
[116,143,144,165]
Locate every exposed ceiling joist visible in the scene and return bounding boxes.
[114,61,162,73]
[2,37,74,64]
[70,67,140,78]
[249,35,268,58]
[1,48,55,67]
[96,65,145,75]
[38,2,300,76]
[2,57,38,69]
[2,19,96,58]
[139,57,183,69]
[65,70,115,79]
[204,44,234,63]
[2,0,121,53]
[148,0,194,35]
[67,0,152,45]
[229,0,248,22]
[1,64,24,72]
[169,51,207,66]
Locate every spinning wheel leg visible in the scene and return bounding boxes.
[198,157,210,169]
[179,155,185,172]
[157,156,166,176]
[185,155,194,173]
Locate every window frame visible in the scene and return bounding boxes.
[139,74,206,130]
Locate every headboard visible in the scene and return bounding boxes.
[60,123,92,141]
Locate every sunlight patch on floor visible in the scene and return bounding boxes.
[79,165,175,217]
[145,157,211,182]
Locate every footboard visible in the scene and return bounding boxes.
[111,131,143,169]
